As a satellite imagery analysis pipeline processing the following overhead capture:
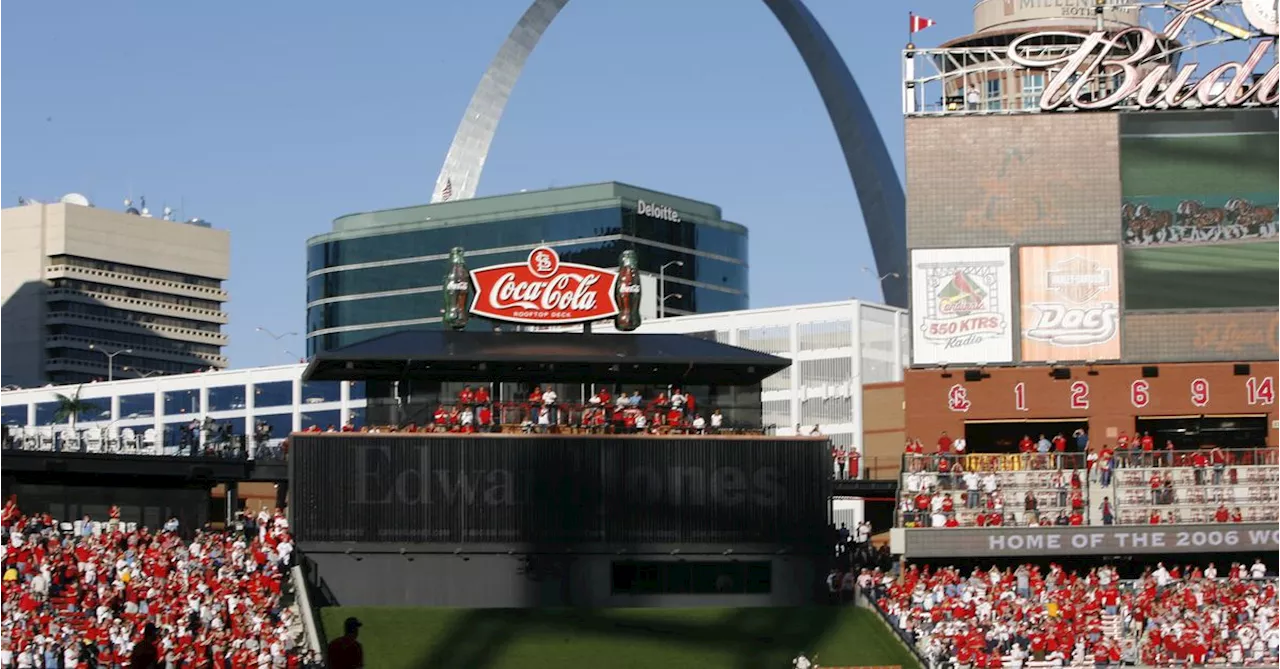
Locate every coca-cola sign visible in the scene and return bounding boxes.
[469,246,620,325]
[1008,0,1279,112]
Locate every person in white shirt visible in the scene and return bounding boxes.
[692,415,706,433]
[537,407,551,432]
[792,654,813,669]
[634,413,648,433]
[542,387,558,424]
[953,437,967,455]
[709,409,723,432]
[670,390,686,411]
[460,409,474,426]
[1250,559,1268,579]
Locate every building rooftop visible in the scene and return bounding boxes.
[311,182,745,245]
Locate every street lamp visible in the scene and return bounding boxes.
[861,267,901,283]
[661,293,683,317]
[658,260,684,319]
[255,326,297,341]
[255,326,300,363]
[89,345,132,382]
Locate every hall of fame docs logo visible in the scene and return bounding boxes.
[919,262,1008,350]
[1025,256,1119,347]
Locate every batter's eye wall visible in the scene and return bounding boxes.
[903,362,1279,447]
[290,434,832,547]
[905,114,1122,249]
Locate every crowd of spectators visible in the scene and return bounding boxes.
[0,498,313,667]
[305,384,746,437]
[901,430,1278,528]
[869,561,1279,668]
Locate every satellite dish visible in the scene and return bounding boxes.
[60,193,91,207]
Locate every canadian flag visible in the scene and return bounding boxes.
[909,14,937,33]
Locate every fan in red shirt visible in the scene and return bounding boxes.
[458,385,474,406]
[1214,505,1230,522]
[1051,433,1067,453]
[936,431,953,453]
[474,385,490,405]
[1018,435,1034,453]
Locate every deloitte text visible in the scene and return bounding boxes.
[637,200,682,223]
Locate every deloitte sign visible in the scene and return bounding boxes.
[637,199,682,223]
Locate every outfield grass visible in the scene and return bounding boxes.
[1120,134,1277,197]
[319,606,920,669]
[1123,241,1278,310]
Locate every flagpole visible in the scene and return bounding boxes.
[908,11,913,45]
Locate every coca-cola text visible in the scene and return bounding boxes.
[469,247,621,325]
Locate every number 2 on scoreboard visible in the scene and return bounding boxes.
[1069,381,1090,410]
[1246,377,1275,406]
[1014,382,1028,412]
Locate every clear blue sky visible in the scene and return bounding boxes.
[2,0,971,368]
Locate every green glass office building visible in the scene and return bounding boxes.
[306,183,749,355]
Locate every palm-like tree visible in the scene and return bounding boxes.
[52,386,98,433]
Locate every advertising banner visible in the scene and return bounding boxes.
[1019,245,1121,362]
[291,434,831,546]
[897,523,1280,558]
[910,248,1013,366]
[467,246,637,326]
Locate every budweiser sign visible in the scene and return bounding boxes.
[1008,0,1279,112]
[469,246,620,325]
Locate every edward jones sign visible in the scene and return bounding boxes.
[469,246,620,325]
[897,523,1280,558]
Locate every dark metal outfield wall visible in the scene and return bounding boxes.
[290,434,831,547]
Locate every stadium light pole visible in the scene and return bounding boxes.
[89,345,132,382]
[659,261,684,319]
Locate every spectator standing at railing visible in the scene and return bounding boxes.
[1139,431,1155,466]
[458,385,474,407]
[1190,449,1209,485]
[1209,446,1227,484]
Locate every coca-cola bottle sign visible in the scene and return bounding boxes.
[468,246,621,325]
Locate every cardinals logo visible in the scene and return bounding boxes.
[948,384,972,412]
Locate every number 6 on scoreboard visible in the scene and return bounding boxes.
[1130,380,1150,408]
[1070,381,1090,410]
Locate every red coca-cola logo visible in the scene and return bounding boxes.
[469,246,620,325]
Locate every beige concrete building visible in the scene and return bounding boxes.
[1,201,230,386]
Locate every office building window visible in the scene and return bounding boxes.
[163,390,200,417]
[986,79,1003,111]
[2,405,28,426]
[301,382,340,405]
[1022,73,1045,109]
[254,382,293,408]
[208,386,247,412]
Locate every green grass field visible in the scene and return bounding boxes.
[319,606,920,669]
[1124,241,1278,310]
[1120,134,1277,197]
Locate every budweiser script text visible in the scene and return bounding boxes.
[1008,29,1277,111]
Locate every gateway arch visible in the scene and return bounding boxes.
[431,0,907,307]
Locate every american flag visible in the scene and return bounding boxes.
[441,178,454,202]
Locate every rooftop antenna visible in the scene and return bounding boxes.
[162,206,174,221]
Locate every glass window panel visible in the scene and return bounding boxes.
[348,406,366,428]
[349,382,366,400]
[208,385,247,412]
[35,403,59,425]
[253,381,293,409]
[300,409,340,431]
[301,382,340,405]
[624,209,749,261]
[163,389,200,417]
[253,412,294,439]
[2,405,27,426]
[119,394,156,420]
[79,399,111,424]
